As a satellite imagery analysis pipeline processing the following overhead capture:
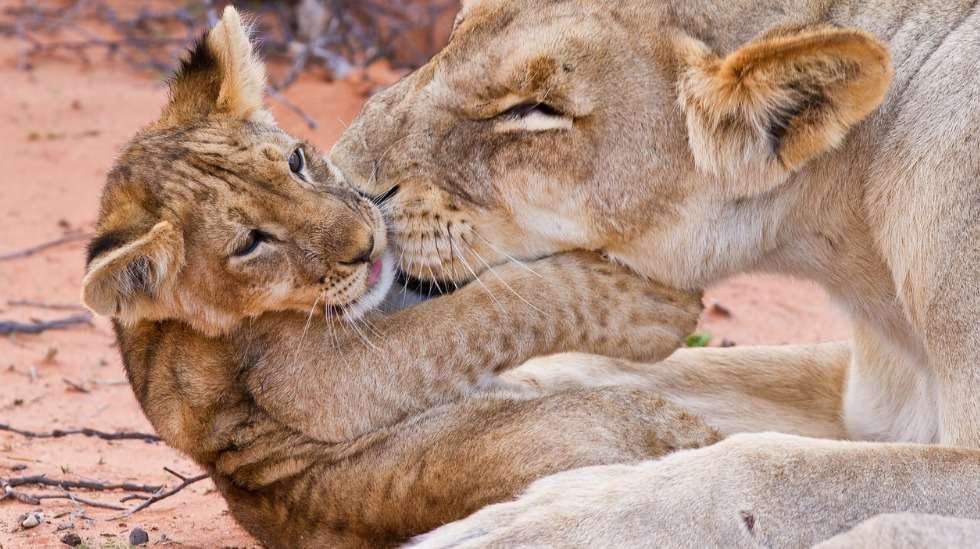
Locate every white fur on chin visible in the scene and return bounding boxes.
[345,251,396,320]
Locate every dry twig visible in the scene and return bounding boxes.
[7,299,88,312]
[0,233,91,262]
[2,469,207,516]
[112,468,209,518]
[2,488,129,511]
[62,378,90,394]
[4,475,162,493]
[267,87,318,129]
[0,423,161,443]
[0,313,93,335]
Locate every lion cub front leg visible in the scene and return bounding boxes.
[495,353,655,396]
[246,252,700,442]
[464,251,702,365]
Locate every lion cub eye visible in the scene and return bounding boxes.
[233,230,268,257]
[288,148,305,174]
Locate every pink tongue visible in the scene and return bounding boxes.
[368,259,383,286]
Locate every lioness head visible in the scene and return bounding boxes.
[331,0,892,289]
[82,7,393,335]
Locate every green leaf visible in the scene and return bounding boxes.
[685,332,711,348]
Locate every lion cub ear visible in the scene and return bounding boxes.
[160,6,267,126]
[674,26,893,195]
[81,222,185,320]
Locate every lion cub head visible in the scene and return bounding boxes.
[82,7,393,336]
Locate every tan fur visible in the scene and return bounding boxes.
[83,8,719,548]
[814,514,980,548]
[332,0,980,546]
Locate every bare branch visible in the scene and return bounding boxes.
[3,475,162,494]
[7,299,88,312]
[0,0,455,95]
[1,469,206,516]
[0,233,91,262]
[0,423,161,443]
[0,313,93,335]
[267,87,318,130]
[62,378,90,394]
[113,471,209,518]
[2,486,128,511]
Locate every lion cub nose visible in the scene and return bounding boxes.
[339,235,375,266]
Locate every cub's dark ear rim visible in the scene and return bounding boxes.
[176,32,219,80]
[159,33,221,126]
[81,221,185,318]
[86,229,135,267]
[158,6,267,126]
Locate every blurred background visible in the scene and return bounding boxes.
[0,1,849,547]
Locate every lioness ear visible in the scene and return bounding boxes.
[675,26,892,195]
[160,6,266,126]
[82,222,185,319]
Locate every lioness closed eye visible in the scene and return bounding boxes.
[81,7,718,548]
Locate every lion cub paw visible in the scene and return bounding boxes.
[545,251,703,363]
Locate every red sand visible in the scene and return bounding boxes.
[0,49,849,549]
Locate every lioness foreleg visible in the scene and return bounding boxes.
[500,342,849,439]
[409,433,980,548]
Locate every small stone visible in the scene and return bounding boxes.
[721,339,737,348]
[61,532,82,546]
[707,299,732,318]
[20,511,44,528]
[11,463,27,471]
[42,347,58,364]
[129,527,149,546]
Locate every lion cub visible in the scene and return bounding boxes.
[81,8,719,548]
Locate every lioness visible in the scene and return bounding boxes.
[81,8,718,548]
[331,0,980,546]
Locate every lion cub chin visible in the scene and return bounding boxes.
[80,7,720,548]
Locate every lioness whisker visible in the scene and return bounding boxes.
[350,300,384,340]
[443,223,462,286]
[289,293,322,372]
[394,246,412,298]
[341,304,383,354]
[422,235,445,296]
[471,229,545,279]
[465,243,547,316]
[447,231,507,315]
[323,303,348,366]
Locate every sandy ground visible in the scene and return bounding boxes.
[0,33,849,549]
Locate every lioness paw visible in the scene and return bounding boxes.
[405,463,651,549]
